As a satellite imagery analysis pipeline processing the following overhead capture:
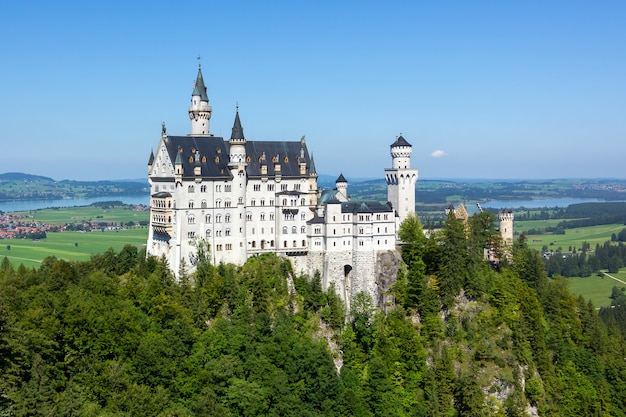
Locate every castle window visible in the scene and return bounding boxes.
[187,231,195,238]
[225,214,231,223]
[283,226,288,234]
[216,214,222,223]
[238,197,243,204]
[225,200,231,208]
[282,199,287,206]
[294,184,300,191]
[188,216,195,224]
[270,199,274,206]
[225,229,231,236]
[359,240,364,246]
[300,198,305,206]
[281,184,288,191]
[216,231,222,237]
[246,213,252,221]
[246,156,251,163]
[267,184,274,191]
[251,241,256,248]
[188,156,194,163]
[284,156,289,163]
[216,185,222,192]
[225,185,231,192]
[189,201,194,209]
[201,201,207,209]
[200,185,207,192]
[216,199,222,208]
[254,184,261,191]
[302,240,306,247]
[301,226,305,233]
[292,226,297,234]
[292,240,296,247]
[384,214,388,220]
[206,230,211,238]
[188,185,194,192]
[215,156,220,163]
[283,241,287,248]
[315,239,321,246]
[270,213,275,220]
[260,213,266,221]
[205,214,211,223]
[226,244,232,250]
[314,227,321,234]
[251,199,256,206]
[260,199,265,206]
[301,213,306,220]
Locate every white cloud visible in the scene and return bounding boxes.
[431,149,447,158]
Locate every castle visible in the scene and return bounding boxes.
[147,65,417,307]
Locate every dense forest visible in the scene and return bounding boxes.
[1,211,626,416]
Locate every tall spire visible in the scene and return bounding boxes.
[230,106,245,141]
[309,154,317,176]
[188,62,213,136]
[192,64,209,103]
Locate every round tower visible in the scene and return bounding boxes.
[384,135,418,224]
[188,64,213,136]
[335,173,348,202]
[499,209,514,245]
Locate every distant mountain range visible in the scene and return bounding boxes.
[0,172,148,201]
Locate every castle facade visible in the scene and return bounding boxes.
[147,66,418,306]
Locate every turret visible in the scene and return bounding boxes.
[228,107,246,170]
[499,209,514,245]
[174,147,183,186]
[188,64,213,136]
[385,135,418,224]
[335,173,348,202]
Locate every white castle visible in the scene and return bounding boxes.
[147,65,418,307]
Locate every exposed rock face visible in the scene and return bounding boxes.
[375,250,402,312]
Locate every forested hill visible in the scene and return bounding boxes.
[1,212,626,415]
[0,172,148,200]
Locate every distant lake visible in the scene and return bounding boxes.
[0,195,149,213]
[480,198,621,209]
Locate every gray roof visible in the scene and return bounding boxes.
[164,135,232,179]
[391,135,412,148]
[336,173,347,183]
[230,110,245,141]
[192,66,209,102]
[245,140,312,178]
[340,201,394,214]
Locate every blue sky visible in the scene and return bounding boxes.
[1,1,625,181]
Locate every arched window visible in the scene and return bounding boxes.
[188,215,195,224]
[206,229,211,238]
[301,226,306,233]
[225,214,231,223]
[201,200,207,208]
[189,201,194,209]
[216,214,222,223]
[188,185,194,192]
[292,240,297,247]
[282,226,288,234]
[302,240,306,247]
[292,226,297,234]
[205,214,211,223]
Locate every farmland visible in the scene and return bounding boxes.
[1,203,149,269]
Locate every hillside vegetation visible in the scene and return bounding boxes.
[1,212,626,416]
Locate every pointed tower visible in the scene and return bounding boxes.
[188,64,213,136]
[228,107,248,264]
[385,135,418,224]
[335,173,349,202]
[228,107,246,167]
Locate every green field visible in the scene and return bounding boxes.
[515,221,625,252]
[20,205,149,226]
[3,204,149,269]
[2,227,148,269]
[568,271,626,308]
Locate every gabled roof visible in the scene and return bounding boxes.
[245,140,312,178]
[163,135,231,179]
[336,173,347,183]
[340,201,394,214]
[148,150,155,165]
